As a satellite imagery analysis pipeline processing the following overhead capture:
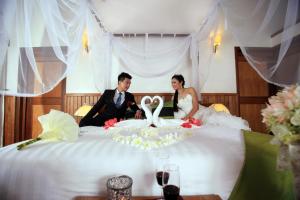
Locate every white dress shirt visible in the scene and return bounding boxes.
[113,89,125,105]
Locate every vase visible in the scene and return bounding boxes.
[277,143,291,171]
[288,142,300,200]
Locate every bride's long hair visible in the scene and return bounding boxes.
[172,74,185,112]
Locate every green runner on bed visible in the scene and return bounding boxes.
[229,131,296,200]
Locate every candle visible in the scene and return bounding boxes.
[107,175,133,200]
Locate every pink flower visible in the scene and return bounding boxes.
[104,118,118,129]
[181,118,203,128]
[189,118,202,126]
[181,122,192,128]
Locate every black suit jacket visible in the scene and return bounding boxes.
[79,89,140,127]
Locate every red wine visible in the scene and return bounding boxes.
[156,171,169,186]
[163,185,180,200]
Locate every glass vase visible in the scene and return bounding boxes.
[288,141,300,200]
[277,143,291,171]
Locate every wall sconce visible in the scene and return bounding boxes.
[82,29,89,53]
[213,35,221,53]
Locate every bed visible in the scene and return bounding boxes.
[0,92,295,200]
[0,124,245,200]
[0,125,296,200]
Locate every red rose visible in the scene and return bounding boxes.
[181,122,192,128]
[104,118,118,129]
[189,118,202,126]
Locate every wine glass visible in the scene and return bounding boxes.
[155,152,169,199]
[162,164,180,200]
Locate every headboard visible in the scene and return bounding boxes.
[64,93,238,123]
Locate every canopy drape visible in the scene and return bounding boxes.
[0,0,299,95]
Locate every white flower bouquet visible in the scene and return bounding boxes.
[17,109,79,150]
[262,85,300,144]
[262,85,300,197]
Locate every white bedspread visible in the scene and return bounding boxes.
[0,125,245,200]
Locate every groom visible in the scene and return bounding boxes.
[79,72,142,127]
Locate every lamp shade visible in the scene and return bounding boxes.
[74,105,92,117]
[209,103,230,114]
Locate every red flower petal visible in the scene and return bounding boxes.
[189,118,202,126]
[181,122,192,128]
[104,118,118,130]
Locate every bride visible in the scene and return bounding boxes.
[171,74,250,130]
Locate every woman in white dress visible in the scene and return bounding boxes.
[171,74,250,130]
[172,74,200,120]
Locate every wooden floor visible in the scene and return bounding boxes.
[74,194,221,200]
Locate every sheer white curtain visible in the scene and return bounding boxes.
[87,0,221,95]
[0,0,88,96]
[0,0,299,96]
[0,96,3,147]
[220,0,300,87]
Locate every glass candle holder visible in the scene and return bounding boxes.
[107,175,133,200]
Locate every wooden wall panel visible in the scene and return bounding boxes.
[238,61,269,97]
[235,47,278,133]
[133,93,173,104]
[240,104,267,133]
[4,96,16,146]
[64,94,100,124]
[25,80,65,139]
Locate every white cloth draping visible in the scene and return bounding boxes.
[1,0,299,96]
[221,0,300,87]
[0,125,245,200]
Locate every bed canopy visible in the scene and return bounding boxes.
[0,0,299,97]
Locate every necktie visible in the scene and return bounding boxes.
[115,93,122,108]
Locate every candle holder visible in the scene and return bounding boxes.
[107,175,133,200]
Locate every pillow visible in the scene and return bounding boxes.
[151,100,173,108]
[209,103,230,114]
[74,105,92,117]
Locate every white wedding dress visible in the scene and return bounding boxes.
[174,94,250,130]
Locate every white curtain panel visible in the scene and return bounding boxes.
[0,0,299,97]
[88,0,220,95]
[0,0,88,96]
[221,0,300,87]
[0,95,3,147]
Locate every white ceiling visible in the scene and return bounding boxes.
[92,0,216,34]
[91,0,299,38]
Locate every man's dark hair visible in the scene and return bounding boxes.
[118,72,132,82]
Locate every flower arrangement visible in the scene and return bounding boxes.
[261,85,300,145]
[103,117,201,150]
[106,126,194,150]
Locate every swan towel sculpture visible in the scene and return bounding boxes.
[140,95,164,127]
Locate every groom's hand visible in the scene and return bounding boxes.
[182,116,191,121]
[135,110,142,119]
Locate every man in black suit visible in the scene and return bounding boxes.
[79,72,142,127]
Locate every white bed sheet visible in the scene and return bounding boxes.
[0,125,245,200]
